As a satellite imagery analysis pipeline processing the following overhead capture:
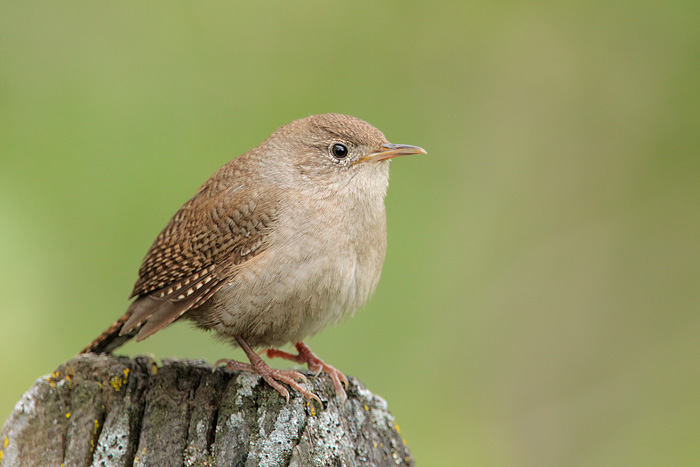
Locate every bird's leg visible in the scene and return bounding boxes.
[214,336,321,404]
[266,341,349,402]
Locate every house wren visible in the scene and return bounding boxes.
[81,113,426,402]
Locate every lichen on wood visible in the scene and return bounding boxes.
[0,354,414,466]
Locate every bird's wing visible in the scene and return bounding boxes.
[120,182,278,342]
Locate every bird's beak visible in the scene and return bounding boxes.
[354,143,427,165]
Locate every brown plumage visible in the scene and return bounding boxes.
[81,113,426,401]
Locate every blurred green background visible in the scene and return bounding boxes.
[1,1,699,465]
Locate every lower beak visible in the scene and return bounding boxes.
[355,143,427,164]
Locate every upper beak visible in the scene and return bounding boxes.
[354,143,427,165]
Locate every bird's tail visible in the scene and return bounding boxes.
[79,311,139,354]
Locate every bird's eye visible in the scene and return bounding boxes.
[330,143,348,159]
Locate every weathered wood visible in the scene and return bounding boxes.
[0,354,414,466]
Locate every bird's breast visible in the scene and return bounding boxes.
[274,194,388,318]
[199,194,388,348]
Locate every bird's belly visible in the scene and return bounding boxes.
[190,243,383,349]
[188,191,388,349]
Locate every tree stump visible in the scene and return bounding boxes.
[0,354,414,466]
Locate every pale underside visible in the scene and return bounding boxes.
[121,152,389,350]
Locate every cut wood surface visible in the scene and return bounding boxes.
[0,354,414,466]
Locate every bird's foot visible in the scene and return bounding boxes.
[266,341,349,403]
[214,337,321,404]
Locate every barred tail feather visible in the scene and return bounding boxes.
[79,312,139,354]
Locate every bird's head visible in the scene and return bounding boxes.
[261,113,426,199]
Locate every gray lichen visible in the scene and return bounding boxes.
[0,354,414,467]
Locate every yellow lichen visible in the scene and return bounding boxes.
[394,423,401,434]
[110,368,130,392]
[305,400,317,416]
[3,437,7,448]
[93,419,99,434]
[45,370,67,388]
[110,375,124,391]
[364,404,369,411]
[65,412,71,419]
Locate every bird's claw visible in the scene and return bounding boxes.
[266,342,349,402]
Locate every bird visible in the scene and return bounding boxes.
[80,113,426,402]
